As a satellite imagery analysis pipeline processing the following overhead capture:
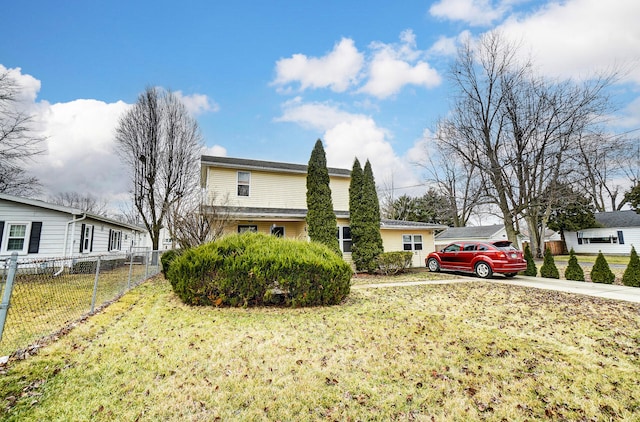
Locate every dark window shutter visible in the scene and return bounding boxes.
[80,223,86,253]
[90,225,94,252]
[577,232,582,245]
[618,230,624,245]
[28,222,42,253]
[108,229,113,251]
[0,221,4,246]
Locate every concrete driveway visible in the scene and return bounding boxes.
[353,276,640,304]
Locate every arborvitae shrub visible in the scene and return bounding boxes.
[622,246,640,287]
[160,249,181,278]
[564,248,585,281]
[590,251,615,284]
[167,232,352,307]
[540,247,560,279]
[523,244,537,276]
[376,251,413,275]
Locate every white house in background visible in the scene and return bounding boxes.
[0,193,147,260]
[434,224,522,250]
[564,210,640,255]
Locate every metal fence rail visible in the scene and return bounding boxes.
[0,250,163,358]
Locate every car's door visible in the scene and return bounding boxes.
[439,243,462,269]
[458,243,477,270]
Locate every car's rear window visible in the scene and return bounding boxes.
[492,241,516,251]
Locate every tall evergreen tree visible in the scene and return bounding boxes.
[349,159,364,267]
[306,139,341,255]
[350,160,383,272]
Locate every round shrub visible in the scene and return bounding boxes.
[167,232,352,307]
[160,249,182,278]
[564,248,585,281]
[590,251,615,284]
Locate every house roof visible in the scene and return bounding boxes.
[595,210,640,228]
[201,155,352,178]
[380,219,448,230]
[0,193,145,232]
[435,224,504,240]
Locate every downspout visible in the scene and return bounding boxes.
[55,213,87,276]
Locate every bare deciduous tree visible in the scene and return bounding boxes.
[49,192,110,216]
[115,86,203,251]
[166,190,235,249]
[436,31,616,256]
[0,70,45,195]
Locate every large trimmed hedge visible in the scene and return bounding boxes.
[167,232,352,307]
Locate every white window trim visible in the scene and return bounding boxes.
[402,234,423,251]
[2,222,31,254]
[237,171,251,197]
[81,224,94,253]
[109,229,123,251]
[338,225,352,253]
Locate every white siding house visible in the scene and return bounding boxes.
[435,225,519,250]
[0,193,147,260]
[564,210,640,255]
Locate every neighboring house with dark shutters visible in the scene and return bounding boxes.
[201,156,446,267]
[0,193,146,260]
[564,210,640,255]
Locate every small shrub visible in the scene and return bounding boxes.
[590,251,615,284]
[622,246,640,287]
[564,248,585,281]
[540,247,559,279]
[523,244,537,276]
[161,249,182,278]
[376,251,413,275]
[167,232,352,307]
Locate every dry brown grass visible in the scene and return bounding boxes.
[0,275,638,421]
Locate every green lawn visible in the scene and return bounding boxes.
[1,275,638,421]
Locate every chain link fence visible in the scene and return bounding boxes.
[0,250,164,358]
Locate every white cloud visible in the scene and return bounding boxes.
[175,91,220,115]
[272,38,364,93]
[498,0,640,83]
[428,31,473,56]
[429,0,509,26]
[202,145,227,157]
[359,30,441,99]
[276,99,423,196]
[27,99,132,200]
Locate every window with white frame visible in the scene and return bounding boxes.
[237,171,250,197]
[109,229,122,251]
[81,224,94,253]
[337,226,352,253]
[402,234,423,251]
[5,223,29,253]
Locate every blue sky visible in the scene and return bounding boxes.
[1,0,639,211]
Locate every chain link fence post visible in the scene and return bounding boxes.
[0,253,18,342]
[90,256,101,313]
[145,250,150,279]
[127,251,134,291]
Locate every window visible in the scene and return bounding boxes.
[578,231,621,245]
[80,224,94,253]
[403,234,423,251]
[237,171,250,197]
[109,229,122,251]
[271,226,285,237]
[337,226,352,253]
[238,225,257,233]
[6,223,28,252]
[443,243,461,252]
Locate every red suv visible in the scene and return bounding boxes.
[426,241,526,278]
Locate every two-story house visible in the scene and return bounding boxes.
[201,155,446,267]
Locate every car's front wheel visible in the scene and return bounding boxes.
[474,261,493,279]
[427,258,440,272]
